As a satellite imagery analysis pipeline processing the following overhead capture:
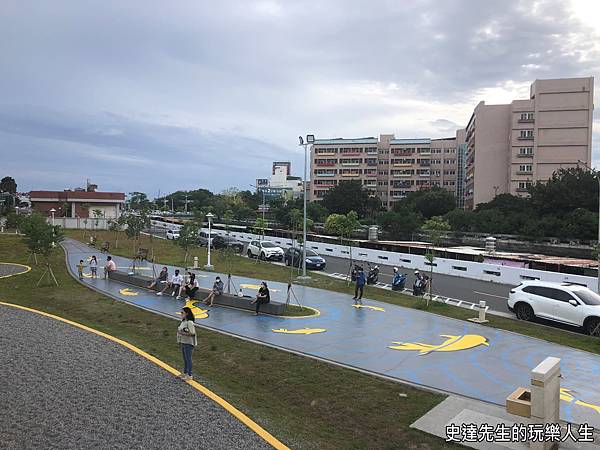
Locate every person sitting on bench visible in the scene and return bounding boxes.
[251,281,270,316]
[103,256,116,279]
[157,269,183,297]
[148,266,168,290]
[203,276,224,306]
[177,272,199,300]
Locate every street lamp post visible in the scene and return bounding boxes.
[249,184,267,239]
[298,134,315,280]
[49,208,56,226]
[204,212,215,271]
[578,160,600,293]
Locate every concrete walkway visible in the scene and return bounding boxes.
[63,238,600,429]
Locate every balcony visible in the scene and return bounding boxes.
[517,153,534,158]
[366,173,378,177]
[339,151,361,156]
[315,162,336,166]
[419,162,431,167]
[518,118,535,123]
[393,172,412,177]
[340,173,360,177]
[316,173,336,177]
[315,152,336,156]
[516,187,529,193]
[516,171,533,175]
[418,151,431,156]
[517,135,534,141]
[393,163,412,167]
[393,151,413,157]
[340,161,360,166]
[366,150,378,155]
[419,172,431,177]
[366,161,378,166]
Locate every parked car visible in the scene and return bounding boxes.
[212,235,244,253]
[196,231,213,247]
[247,240,284,261]
[166,229,180,240]
[507,281,600,336]
[284,247,326,270]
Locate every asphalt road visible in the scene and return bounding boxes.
[147,227,514,313]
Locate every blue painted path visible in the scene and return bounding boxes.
[63,238,600,427]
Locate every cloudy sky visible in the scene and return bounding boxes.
[1,0,599,197]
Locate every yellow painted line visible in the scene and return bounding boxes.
[0,262,31,279]
[0,301,290,450]
[280,306,321,319]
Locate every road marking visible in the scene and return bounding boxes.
[0,262,31,279]
[0,301,290,450]
[474,291,508,300]
[272,328,326,335]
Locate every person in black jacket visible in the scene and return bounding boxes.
[251,281,270,316]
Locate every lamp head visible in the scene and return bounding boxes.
[298,136,304,145]
[306,134,315,144]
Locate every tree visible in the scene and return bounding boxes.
[321,181,370,217]
[444,209,475,232]
[177,220,200,264]
[0,176,17,194]
[124,212,149,256]
[408,188,456,219]
[324,211,360,273]
[21,213,64,286]
[253,217,267,239]
[377,208,423,240]
[128,192,151,211]
[108,215,127,249]
[5,212,25,233]
[420,216,451,307]
[307,202,329,223]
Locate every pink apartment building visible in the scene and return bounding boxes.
[310,135,460,210]
[465,77,594,209]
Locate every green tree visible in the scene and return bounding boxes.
[128,192,151,211]
[444,209,475,232]
[0,176,17,194]
[21,213,64,286]
[124,212,149,256]
[108,215,127,249]
[408,188,456,219]
[321,181,370,217]
[307,202,329,223]
[253,217,267,238]
[420,216,450,307]
[177,220,200,263]
[324,211,360,267]
[377,208,423,240]
[5,212,25,232]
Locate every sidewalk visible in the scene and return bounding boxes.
[63,238,600,429]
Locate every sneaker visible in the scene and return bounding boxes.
[252,312,258,316]
[156,292,163,296]
[176,296,181,300]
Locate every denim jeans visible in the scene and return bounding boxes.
[181,344,194,376]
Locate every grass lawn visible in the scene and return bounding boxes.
[0,233,459,449]
[67,229,600,356]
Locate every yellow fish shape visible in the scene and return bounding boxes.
[178,299,209,320]
[272,328,326,335]
[389,334,489,355]
[561,388,600,414]
[119,288,139,296]
[82,272,93,278]
[352,304,385,312]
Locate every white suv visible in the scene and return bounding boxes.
[508,281,600,336]
[166,229,180,240]
[247,240,284,261]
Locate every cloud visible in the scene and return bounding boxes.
[0,0,598,195]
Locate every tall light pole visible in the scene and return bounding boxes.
[204,212,215,271]
[578,160,600,293]
[298,134,314,280]
[49,208,56,226]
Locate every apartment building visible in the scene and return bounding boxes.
[310,135,460,209]
[465,77,594,209]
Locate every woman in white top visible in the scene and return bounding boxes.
[177,306,197,381]
[177,272,199,300]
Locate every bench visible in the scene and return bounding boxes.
[107,270,286,315]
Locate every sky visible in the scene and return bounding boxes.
[1,0,599,198]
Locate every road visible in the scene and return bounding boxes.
[147,227,513,313]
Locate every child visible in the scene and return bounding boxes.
[77,260,85,279]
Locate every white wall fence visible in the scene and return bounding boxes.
[51,217,111,230]
[149,220,598,290]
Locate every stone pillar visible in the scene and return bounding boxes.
[71,202,76,218]
[530,356,560,450]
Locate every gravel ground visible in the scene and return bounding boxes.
[0,263,28,278]
[0,305,273,450]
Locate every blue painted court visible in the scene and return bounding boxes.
[63,238,600,428]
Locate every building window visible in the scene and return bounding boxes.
[519,130,534,139]
[519,164,533,173]
[519,112,534,122]
[444,170,456,175]
[444,148,456,154]
[519,147,533,155]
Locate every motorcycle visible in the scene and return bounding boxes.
[412,274,429,296]
[392,272,407,291]
[350,263,363,282]
[366,264,379,285]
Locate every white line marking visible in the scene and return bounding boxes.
[474,291,508,300]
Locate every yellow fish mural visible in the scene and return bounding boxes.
[561,388,600,414]
[389,334,489,355]
[352,304,385,312]
[177,299,209,320]
[82,272,93,278]
[272,328,326,335]
[119,288,139,296]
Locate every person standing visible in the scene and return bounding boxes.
[353,267,366,304]
[77,260,85,279]
[89,255,98,279]
[104,256,116,279]
[177,306,197,381]
[251,281,270,316]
